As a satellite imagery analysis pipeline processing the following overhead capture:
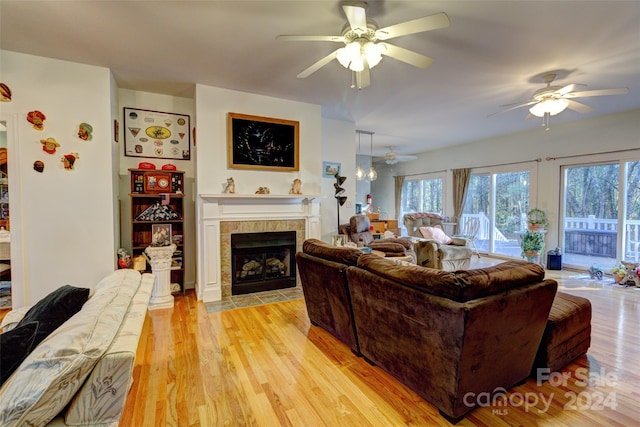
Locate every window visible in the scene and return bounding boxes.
[561,159,640,269]
[399,172,445,231]
[461,165,535,257]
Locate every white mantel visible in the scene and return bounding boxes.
[196,194,321,302]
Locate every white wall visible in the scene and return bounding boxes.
[321,118,356,241]
[117,89,195,176]
[1,50,116,305]
[372,109,640,252]
[194,85,322,196]
[117,89,196,288]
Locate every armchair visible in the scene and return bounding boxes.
[403,213,473,270]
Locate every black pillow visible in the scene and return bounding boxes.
[16,285,90,349]
[0,321,39,385]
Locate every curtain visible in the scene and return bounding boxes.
[452,168,471,234]
[394,175,405,220]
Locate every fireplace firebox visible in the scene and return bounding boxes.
[230,231,296,295]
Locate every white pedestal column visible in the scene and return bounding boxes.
[145,244,176,310]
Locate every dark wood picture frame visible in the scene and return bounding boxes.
[227,113,299,171]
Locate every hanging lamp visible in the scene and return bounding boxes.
[355,132,365,180]
[367,132,377,181]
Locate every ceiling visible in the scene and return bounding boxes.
[1,1,639,158]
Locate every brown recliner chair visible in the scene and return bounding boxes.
[345,214,375,245]
[403,213,472,270]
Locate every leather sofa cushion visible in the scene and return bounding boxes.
[454,260,545,300]
[303,238,361,266]
[357,255,545,302]
[357,254,462,300]
[367,241,406,255]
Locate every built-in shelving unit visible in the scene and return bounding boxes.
[129,168,185,293]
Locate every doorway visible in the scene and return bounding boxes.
[560,160,640,269]
[0,120,10,308]
[0,113,23,309]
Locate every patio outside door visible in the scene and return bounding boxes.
[462,170,531,257]
[561,160,640,270]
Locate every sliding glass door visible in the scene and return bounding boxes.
[462,169,532,257]
[399,173,445,234]
[624,161,640,262]
[561,160,640,269]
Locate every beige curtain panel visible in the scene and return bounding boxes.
[452,168,471,234]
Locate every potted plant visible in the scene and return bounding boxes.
[611,264,627,284]
[521,230,546,263]
[527,208,549,231]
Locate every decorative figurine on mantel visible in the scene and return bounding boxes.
[289,178,302,195]
[255,186,270,194]
[223,177,235,194]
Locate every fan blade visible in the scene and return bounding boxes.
[488,100,538,117]
[375,12,450,40]
[565,88,629,98]
[343,5,367,33]
[277,35,344,43]
[556,83,585,96]
[296,49,339,78]
[565,99,594,114]
[380,43,433,68]
[498,99,535,108]
[356,67,370,89]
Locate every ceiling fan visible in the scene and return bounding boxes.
[277,2,450,89]
[381,147,417,165]
[493,72,629,129]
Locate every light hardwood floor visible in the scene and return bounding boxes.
[43,258,640,425]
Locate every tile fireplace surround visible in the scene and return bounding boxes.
[197,194,321,303]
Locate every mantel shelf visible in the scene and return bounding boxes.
[199,194,320,201]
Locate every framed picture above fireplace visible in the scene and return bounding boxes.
[227,113,299,171]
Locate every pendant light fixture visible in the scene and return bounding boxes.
[355,131,365,180]
[367,131,377,181]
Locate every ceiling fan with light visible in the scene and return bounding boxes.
[492,71,629,129]
[380,147,417,164]
[277,2,450,89]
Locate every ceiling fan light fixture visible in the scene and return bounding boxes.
[529,98,569,117]
[337,42,366,71]
[364,42,384,68]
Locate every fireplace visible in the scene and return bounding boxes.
[231,231,296,295]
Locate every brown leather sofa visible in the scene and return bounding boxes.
[346,255,557,422]
[295,239,362,355]
[296,239,557,423]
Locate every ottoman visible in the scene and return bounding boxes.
[531,292,592,377]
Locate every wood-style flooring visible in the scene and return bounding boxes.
[119,257,640,426]
[4,257,639,425]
